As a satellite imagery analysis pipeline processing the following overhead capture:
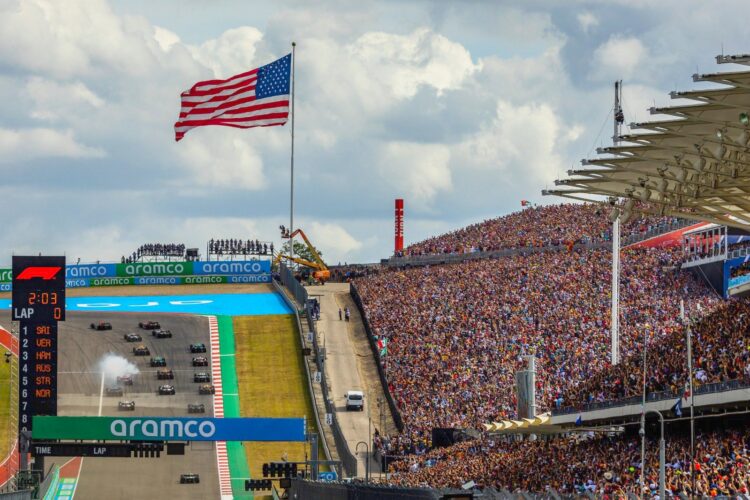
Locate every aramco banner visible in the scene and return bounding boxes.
[33,416,306,442]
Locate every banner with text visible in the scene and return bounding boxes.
[33,416,306,442]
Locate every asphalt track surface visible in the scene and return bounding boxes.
[49,311,219,499]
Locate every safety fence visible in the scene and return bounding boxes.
[553,377,750,416]
[0,491,32,500]
[350,283,404,433]
[277,264,359,477]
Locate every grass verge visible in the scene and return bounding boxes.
[234,314,325,488]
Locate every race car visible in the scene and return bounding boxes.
[193,372,211,383]
[105,387,123,397]
[158,384,176,395]
[192,356,208,367]
[118,401,135,411]
[152,329,173,339]
[124,332,142,342]
[180,474,200,484]
[90,322,112,331]
[139,321,160,330]
[190,343,206,353]
[198,384,215,395]
[150,356,167,367]
[187,403,205,414]
[157,369,174,380]
[132,345,150,356]
[116,374,134,385]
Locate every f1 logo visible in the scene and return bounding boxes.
[16,267,62,280]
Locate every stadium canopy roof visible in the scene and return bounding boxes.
[544,54,750,229]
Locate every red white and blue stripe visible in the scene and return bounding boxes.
[174,54,291,141]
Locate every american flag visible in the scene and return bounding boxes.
[174,54,291,141]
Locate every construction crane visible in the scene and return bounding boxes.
[275,226,330,283]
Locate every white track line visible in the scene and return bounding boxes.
[207,316,232,499]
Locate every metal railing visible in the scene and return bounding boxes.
[278,263,309,307]
[350,283,404,432]
[552,377,750,416]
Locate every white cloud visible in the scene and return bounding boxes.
[25,77,104,122]
[577,12,599,33]
[456,100,569,184]
[349,28,479,99]
[307,221,363,259]
[591,35,649,81]
[379,142,452,208]
[174,130,266,190]
[153,26,180,52]
[188,27,264,78]
[0,127,105,162]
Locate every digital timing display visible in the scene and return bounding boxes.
[12,256,66,433]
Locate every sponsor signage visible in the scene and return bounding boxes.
[193,260,270,275]
[33,416,306,442]
[65,263,116,279]
[0,260,272,284]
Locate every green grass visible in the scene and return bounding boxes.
[234,314,325,486]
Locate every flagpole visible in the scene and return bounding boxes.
[290,41,296,263]
[681,300,695,498]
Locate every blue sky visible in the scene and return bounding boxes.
[0,0,748,264]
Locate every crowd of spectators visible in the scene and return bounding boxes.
[388,425,750,497]
[399,203,683,257]
[328,264,381,282]
[560,298,750,410]
[122,243,185,263]
[208,238,273,256]
[354,246,718,457]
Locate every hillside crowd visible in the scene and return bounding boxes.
[388,426,750,497]
[355,245,718,457]
[400,203,683,257]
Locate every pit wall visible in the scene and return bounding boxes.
[0,260,271,291]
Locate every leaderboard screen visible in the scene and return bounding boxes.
[12,256,66,432]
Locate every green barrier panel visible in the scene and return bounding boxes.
[115,262,194,277]
[183,275,229,285]
[216,315,253,499]
[90,277,134,287]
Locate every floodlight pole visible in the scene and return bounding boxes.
[611,215,620,365]
[681,301,696,498]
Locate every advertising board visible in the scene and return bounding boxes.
[32,416,306,442]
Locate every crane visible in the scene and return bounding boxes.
[275,226,330,283]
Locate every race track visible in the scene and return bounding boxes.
[51,312,219,499]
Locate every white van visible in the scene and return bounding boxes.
[344,390,364,411]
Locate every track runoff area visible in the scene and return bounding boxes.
[7,257,306,500]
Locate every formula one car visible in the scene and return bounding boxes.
[150,356,167,367]
[192,356,208,367]
[158,384,176,395]
[124,332,142,342]
[139,321,160,330]
[190,343,207,353]
[180,474,200,484]
[187,403,205,414]
[157,369,174,380]
[90,322,112,331]
[198,384,215,395]
[105,387,123,397]
[133,345,150,356]
[152,329,173,339]
[193,372,211,383]
[116,374,134,385]
[118,401,135,411]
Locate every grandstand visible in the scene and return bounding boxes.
[334,53,750,498]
